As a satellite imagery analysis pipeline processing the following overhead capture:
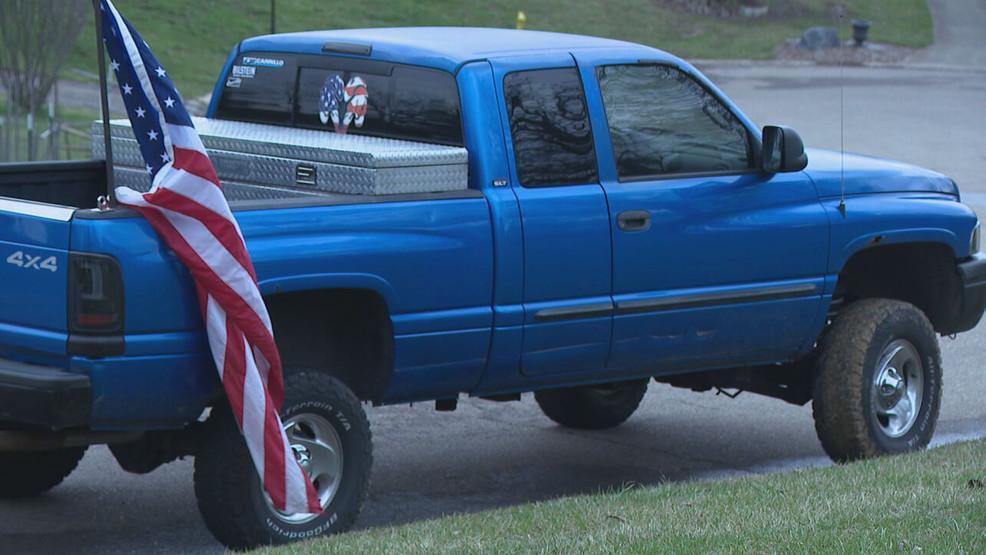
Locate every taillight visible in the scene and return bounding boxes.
[69,253,124,335]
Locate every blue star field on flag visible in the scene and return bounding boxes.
[99,0,195,181]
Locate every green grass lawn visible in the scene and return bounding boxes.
[260,439,986,554]
[69,0,932,98]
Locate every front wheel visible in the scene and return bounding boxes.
[812,299,942,462]
[194,371,372,550]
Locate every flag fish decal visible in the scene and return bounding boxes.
[318,75,345,128]
[345,76,368,128]
[318,74,368,134]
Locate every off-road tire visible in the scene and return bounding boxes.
[535,379,648,430]
[194,371,372,551]
[0,447,86,498]
[813,298,942,462]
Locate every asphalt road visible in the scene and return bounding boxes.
[4,20,986,555]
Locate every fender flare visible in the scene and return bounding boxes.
[833,228,963,274]
[258,272,396,309]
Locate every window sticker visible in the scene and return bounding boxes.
[225,76,242,88]
[241,56,285,68]
[318,74,368,134]
[231,65,256,79]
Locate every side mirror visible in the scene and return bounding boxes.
[761,125,808,173]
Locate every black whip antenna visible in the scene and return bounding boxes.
[837,4,847,217]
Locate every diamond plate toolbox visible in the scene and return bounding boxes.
[93,117,469,196]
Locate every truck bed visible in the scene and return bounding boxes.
[0,160,106,209]
[0,158,482,213]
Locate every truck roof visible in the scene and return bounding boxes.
[238,27,663,72]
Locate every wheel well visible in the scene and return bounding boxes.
[834,242,962,334]
[265,289,393,403]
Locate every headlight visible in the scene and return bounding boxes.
[972,222,981,255]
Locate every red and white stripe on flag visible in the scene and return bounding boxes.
[99,0,321,515]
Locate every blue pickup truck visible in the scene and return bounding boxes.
[0,28,983,549]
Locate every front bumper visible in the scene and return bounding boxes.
[951,253,986,334]
[0,358,90,430]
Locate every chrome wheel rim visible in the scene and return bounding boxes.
[870,339,924,439]
[263,413,343,524]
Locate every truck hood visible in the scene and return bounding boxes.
[803,148,958,199]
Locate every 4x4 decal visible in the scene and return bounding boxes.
[5,250,58,272]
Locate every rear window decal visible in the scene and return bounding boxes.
[231,65,255,78]
[241,56,284,68]
[319,74,368,134]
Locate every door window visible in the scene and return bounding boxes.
[596,64,752,180]
[503,68,597,187]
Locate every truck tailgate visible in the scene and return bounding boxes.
[0,199,74,339]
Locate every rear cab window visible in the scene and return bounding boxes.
[503,68,598,187]
[216,52,463,146]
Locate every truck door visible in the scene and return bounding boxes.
[489,55,613,377]
[575,55,829,373]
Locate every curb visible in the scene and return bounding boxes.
[692,426,986,483]
[691,57,986,73]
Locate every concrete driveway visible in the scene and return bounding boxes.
[908,0,986,69]
[2,4,985,554]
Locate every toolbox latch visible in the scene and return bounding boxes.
[295,163,317,186]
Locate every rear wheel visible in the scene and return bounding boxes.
[194,371,372,550]
[0,447,86,498]
[812,299,942,462]
[535,380,648,430]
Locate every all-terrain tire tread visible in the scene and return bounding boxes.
[812,298,940,462]
[194,372,371,551]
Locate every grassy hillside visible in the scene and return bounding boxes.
[261,439,986,554]
[69,0,932,97]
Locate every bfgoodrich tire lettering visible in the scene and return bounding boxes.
[812,299,942,462]
[194,371,372,550]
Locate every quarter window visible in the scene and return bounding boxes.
[503,68,597,187]
[596,64,752,180]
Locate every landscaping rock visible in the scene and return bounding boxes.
[799,27,840,50]
[777,38,916,66]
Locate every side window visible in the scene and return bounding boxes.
[503,68,597,187]
[596,64,752,180]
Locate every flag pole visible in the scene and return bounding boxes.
[92,0,115,204]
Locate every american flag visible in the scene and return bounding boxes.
[98,0,321,515]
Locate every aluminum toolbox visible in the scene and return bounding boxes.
[92,117,469,198]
